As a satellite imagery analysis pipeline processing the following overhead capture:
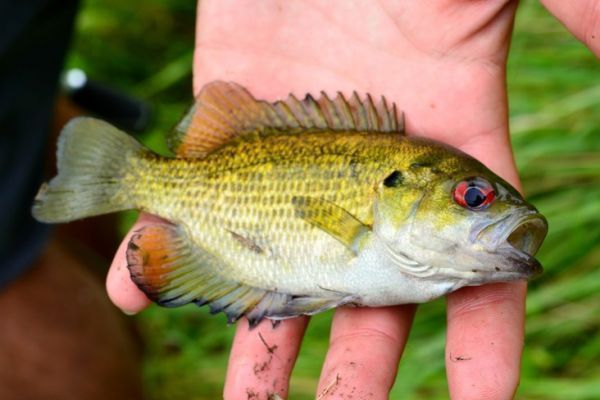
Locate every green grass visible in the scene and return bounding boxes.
[68,1,600,399]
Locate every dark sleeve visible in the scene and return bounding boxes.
[0,0,79,289]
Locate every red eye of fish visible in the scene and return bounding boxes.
[453,178,495,210]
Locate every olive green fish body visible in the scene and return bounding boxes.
[129,133,452,295]
[33,81,547,326]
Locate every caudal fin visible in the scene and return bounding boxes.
[32,117,146,223]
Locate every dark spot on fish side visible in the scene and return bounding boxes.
[495,267,501,271]
[291,196,305,206]
[472,269,478,273]
[349,161,360,179]
[383,170,403,187]
[228,229,264,254]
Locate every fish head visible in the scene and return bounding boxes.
[374,154,548,287]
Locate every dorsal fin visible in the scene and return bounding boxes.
[168,81,404,158]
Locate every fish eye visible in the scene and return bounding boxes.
[453,178,495,210]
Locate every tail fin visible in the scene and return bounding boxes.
[32,117,146,223]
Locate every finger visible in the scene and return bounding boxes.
[223,316,308,400]
[105,213,167,313]
[316,305,416,399]
[446,281,526,400]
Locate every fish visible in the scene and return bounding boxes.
[32,81,548,327]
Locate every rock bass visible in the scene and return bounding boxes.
[32,81,548,326]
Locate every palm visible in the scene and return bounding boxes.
[108,1,524,398]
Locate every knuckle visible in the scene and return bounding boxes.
[330,326,401,346]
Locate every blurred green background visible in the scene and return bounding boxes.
[67,1,600,398]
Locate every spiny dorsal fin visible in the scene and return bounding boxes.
[126,221,356,326]
[168,81,404,158]
[292,196,371,254]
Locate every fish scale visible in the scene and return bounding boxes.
[124,131,435,294]
[32,81,547,326]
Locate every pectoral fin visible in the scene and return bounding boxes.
[292,196,371,254]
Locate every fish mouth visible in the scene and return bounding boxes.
[496,213,548,279]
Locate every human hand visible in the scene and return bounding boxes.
[107,1,526,398]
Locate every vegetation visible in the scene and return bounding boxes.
[69,1,599,398]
